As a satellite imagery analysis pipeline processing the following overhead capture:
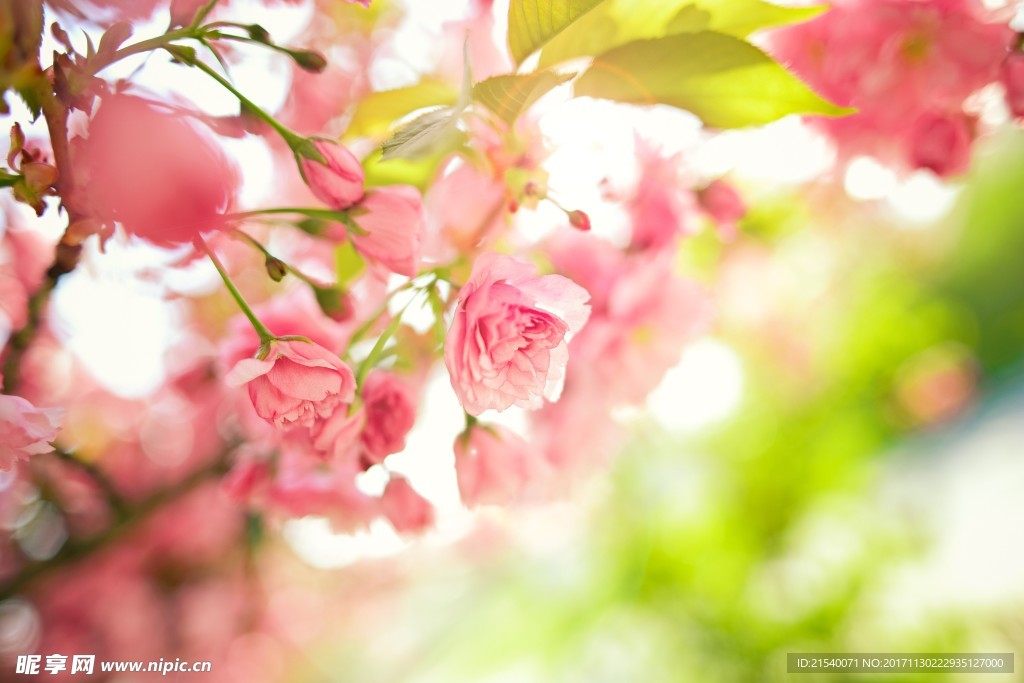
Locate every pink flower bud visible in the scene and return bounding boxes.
[907,111,972,178]
[349,186,425,277]
[359,371,417,464]
[1002,52,1024,119]
[300,139,365,210]
[567,209,591,231]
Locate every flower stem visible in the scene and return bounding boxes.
[87,27,200,76]
[198,237,275,344]
[232,229,319,287]
[228,207,351,222]
[184,55,305,149]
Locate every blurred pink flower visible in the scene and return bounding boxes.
[454,424,535,507]
[698,179,746,238]
[347,186,425,277]
[359,371,417,464]
[907,111,972,177]
[266,453,377,530]
[0,392,62,471]
[445,253,591,415]
[75,94,239,246]
[549,234,712,405]
[425,159,506,259]
[380,475,434,534]
[226,339,356,440]
[628,137,697,250]
[769,0,1013,173]
[1002,52,1024,119]
[300,139,365,210]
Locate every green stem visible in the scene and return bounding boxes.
[232,229,319,287]
[228,207,350,222]
[198,237,275,344]
[189,0,222,28]
[184,54,304,149]
[87,27,199,76]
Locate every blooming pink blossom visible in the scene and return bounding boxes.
[347,186,425,277]
[454,425,535,507]
[359,371,417,464]
[445,253,591,415]
[226,340,357,458]
[75,94,239,246]
[0,391,62,470]
[300,139,365,210]
[380,475,434,534]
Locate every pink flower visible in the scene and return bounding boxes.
[548,233,712,405]
[226,340,358,458]
[454,425,535,507]
[628,137,697,250]
[75,95,238,246]
[267,453,377,530]
[380,476,434,534]
[300,139,365,210]
[359,371,417,464]
[0,393,62,470]
[348,186,425,277]
[698,179,746,238]
[769,0,1013,172]
[1002,52,1024,119]
[444,253,590,415]
[907,111,972,177]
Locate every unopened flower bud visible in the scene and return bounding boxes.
[265,257,288,282]
[298,139,365,210]
[314,285,353,322]
[289,49,328,74]
[567,209,591,231]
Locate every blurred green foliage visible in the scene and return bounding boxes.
[302,135,1024,683]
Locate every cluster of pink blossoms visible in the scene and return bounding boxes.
[770,0,1019,176]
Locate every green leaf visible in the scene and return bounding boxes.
[473,70,574,123]
[427,284,448,348]
[335,240,366,287]
[508,0,607,65]
[380,106,466,162]
[574,32,853,129]
[538,0,824,68]
[356,299,413,387]
[685,0,824,37]
[378,50,474,162]
[346,79,459,140]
